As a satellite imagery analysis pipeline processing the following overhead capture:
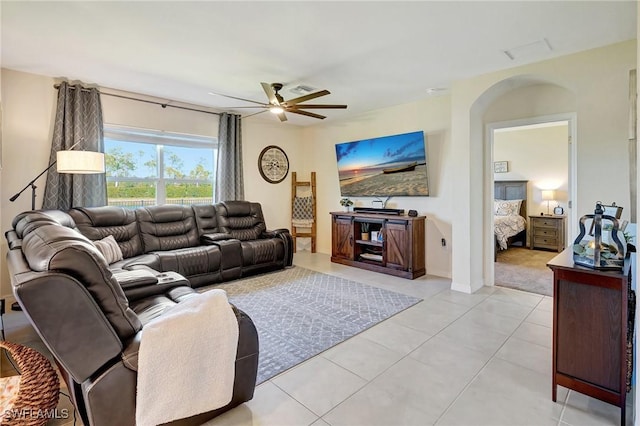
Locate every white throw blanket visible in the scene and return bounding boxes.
[135,289,239,426]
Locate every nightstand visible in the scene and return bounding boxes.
[529,215,566,252]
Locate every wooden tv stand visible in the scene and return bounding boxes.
[330,211,425,279]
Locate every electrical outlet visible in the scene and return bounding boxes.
[441,238,446,247]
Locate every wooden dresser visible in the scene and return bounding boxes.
[529,215,566,252]
[547,249,633,426]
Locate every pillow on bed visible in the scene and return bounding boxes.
[494,199,522,216]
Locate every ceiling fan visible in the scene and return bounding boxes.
[212,82,347,122]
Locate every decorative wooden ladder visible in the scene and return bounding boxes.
[291,171,317,253]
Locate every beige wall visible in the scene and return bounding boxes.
[1,70,57,298]
[242,120,303,230]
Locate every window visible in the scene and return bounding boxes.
[104,125,217,208]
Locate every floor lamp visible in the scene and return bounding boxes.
[8,145,105,311]
[9,143,105,210]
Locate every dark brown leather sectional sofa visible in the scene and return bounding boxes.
[4,201,293,426]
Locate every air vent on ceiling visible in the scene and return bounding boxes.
[426,87,448,96]
[503,38,552,61]
[289,84,317,95]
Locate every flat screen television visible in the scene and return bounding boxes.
[335,130,429,197]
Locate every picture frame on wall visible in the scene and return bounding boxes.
[494,161,508,173]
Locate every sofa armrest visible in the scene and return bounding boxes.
[261,229,293,267]
[117,266,192,301]
[112,269,158,289]
[9,268,123,384]
[261,228,291,238]
[119,303,257,373]
[5,230,22,251]
[201,233,234,244]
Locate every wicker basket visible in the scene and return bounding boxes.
[0,341,60,425]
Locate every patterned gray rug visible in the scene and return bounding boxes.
[204,266,421,384]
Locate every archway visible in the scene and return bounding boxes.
[480,82,577,288]
[451,74,577,294]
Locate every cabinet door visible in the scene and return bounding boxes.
[384,221,410,270]
[332,216,354,260]
[556,277,622,392]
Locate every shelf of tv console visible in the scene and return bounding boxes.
[355,239,382,247]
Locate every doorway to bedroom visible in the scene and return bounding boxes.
[492,119,571,296]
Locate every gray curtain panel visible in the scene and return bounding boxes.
[43,82,106,210]
[215,112,244,201]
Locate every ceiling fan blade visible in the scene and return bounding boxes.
[219,106,268,109]
[277,112,288,122]
[288,104,347,109]
[242,110,268,119]
[261,82,279,105]
[288,109,326,120]
[284,90,331,106]
[209,91,268,106]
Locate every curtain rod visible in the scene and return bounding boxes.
[53,84,221,116]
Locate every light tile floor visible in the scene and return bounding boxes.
[2,252,633,426]
[206,252,633,426]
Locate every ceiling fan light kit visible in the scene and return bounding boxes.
[214,82,347,122]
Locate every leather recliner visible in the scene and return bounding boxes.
[67,202,293,287]
[4,201,290,425]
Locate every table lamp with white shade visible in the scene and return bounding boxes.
[541,189,556,216]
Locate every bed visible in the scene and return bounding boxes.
[494,180,528,257]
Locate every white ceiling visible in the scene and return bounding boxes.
[1,1,637,126]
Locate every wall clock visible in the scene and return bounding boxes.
[258,145,289,184]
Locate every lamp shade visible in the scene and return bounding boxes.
[56,150,105,174]
[541,190,556,201]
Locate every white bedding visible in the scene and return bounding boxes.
[494,214,526,250]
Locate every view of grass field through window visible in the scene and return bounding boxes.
[105,130,216,208]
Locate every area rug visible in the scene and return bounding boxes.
[495,247,557,296]
[202,266,421,384]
